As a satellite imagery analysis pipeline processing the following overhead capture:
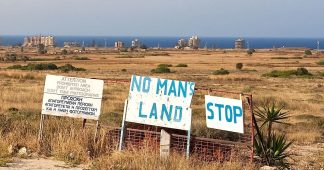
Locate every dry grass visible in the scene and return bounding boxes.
[0,47,323,168]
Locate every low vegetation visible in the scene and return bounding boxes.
[236,63,243,70]
[212,68,229,75]
[158,64,172,68]
[304,50,312,55]
[175,63,188,67]
[271,56,303,60]
[247,49,255,55]
[0,54,30,62]
[151,64,171,73]
[73,56,90,60]
[262,67,312,78]
[7,63,86,72]
[317,60,324,65]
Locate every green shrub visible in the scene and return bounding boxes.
[263,70,297,77]
[158,64,172,68]
[175,63,188,67]
[296,67,311,76]
[305,50,312,55]
[61,49,68,55]
[212,68,229,75]
[73,56,90,60]
[151,67,171,73]
[263,67,312,77]
[270,57,289,59]
[8,63,58,70]
[236,63,243,70]
[58,64,86,72]
[7,63,85,72]
[7,65,23,69]
[247,49,255,55]
[317,60,324,65]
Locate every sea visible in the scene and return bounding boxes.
[0,36,323,49]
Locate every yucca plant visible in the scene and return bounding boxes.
[253,102,293,168]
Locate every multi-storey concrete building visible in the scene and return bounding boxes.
[188,36,200,49]
[23,35,55,47]
[114,41,124,48]
[131,38,141,48]
[235,38,246,49]
[175,38,187,49]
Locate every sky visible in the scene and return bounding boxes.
[0,0,323,37]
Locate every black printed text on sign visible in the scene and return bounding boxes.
[41,75,104,120]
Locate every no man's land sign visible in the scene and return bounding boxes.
[41,75,104,120]
[125,75,195,130]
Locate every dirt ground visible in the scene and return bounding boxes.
[0,158,87,170]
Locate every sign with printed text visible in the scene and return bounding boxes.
[126,75,195,130]
[205,95,244,133]
[41,75,104,120]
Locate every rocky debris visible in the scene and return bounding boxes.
[18,147,28,157]
[7,144,28,157]
[260,166,278,170]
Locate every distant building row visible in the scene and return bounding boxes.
[175,36,200,49]
[114,38,141,49]
[23,35,55,47]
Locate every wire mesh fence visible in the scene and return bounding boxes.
[100,80,254,162]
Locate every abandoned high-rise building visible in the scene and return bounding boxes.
[235,38,246,49]
[23,35,55,47]
[188,36,200,49]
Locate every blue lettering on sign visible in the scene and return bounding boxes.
[178,81,187,98]
[225,105,233,122]
[189,82,195,96]
[233,106,243,123]
[149,103,158,119]
[156,78,168,95]
[161,104,173,121]
[207,103,243,124]
[174,106,182,122]
[168,80,177,96]
[138,101,147,118]
[131,76,152,93]
[131,75,142,92]
[155,78,195,98]
[206,102,214,119]
[138,102,183,122]
[215,104,224,121]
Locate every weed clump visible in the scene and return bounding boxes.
[158,64,172,68]
[73,56,90,60]
[263,67,312,78]
[151,64,172,73]
[175,63,188,67]
[212,68,229,75]
[236,63,243,70]
[316,60,324,65]
[7,63,86,72]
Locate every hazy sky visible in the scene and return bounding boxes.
[0,0,323,37]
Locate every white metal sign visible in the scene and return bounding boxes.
[205,95,244,133]
[41,75,104,120]
[125,75,195,130]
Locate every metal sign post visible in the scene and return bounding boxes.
[119,99,128,151]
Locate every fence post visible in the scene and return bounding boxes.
[160,129,171,158]
[186,124,191,159]
[38,114,45,142]
[246,95,256,162]
[119,99,128,151]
